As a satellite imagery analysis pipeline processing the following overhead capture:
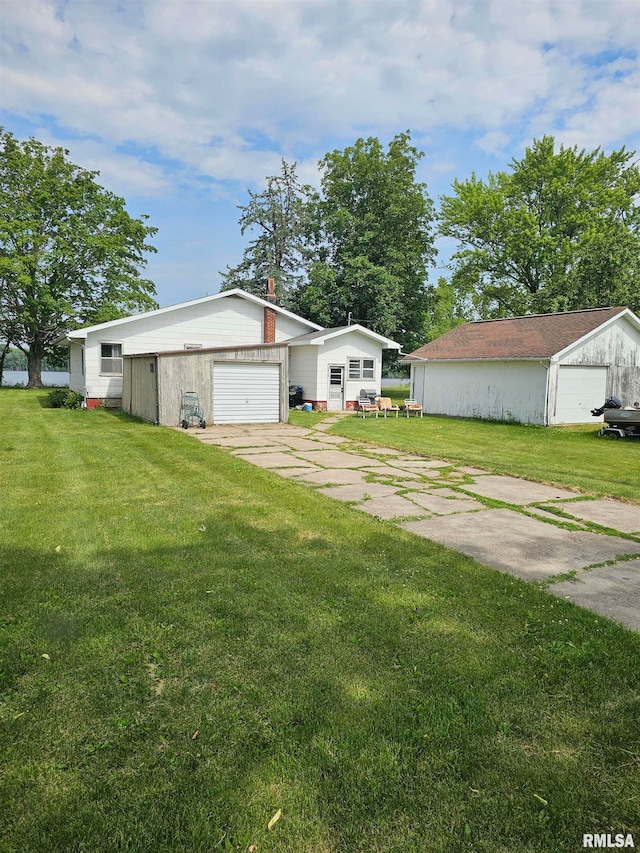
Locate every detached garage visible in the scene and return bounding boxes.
[122,343,289,426]
[404,307,640,425]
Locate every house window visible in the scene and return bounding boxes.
[348,358,375,380]
[100,343,123,375]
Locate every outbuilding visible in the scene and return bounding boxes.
[122,342,289,426]
[404,307,640,425]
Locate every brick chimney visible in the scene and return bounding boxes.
[263,277,277,343]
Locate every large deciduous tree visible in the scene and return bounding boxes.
[439,136,640,318]
[0,129,158,387]
[219,160,311,305]
[292,132,437,351]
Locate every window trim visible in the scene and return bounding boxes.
[100,342,123,376]
[347,357,375,381]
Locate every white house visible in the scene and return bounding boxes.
[403,307,640,425]
[59,287,400,424]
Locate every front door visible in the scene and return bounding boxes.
[327,366,344,411]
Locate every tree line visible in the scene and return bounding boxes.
[2,126,639,387]
[221,133,640,354]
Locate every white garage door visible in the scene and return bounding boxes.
[213,362,281,424]
[555,366,608,424]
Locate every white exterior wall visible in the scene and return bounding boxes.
[80,295,311,400]
[68,342,84,394]
[557,314,640,406]
[288,346,319,399]
[317,333,382,405]
[289,332,383,405]
[412,360,548,424]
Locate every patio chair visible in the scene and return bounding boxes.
[378,396,400,418]
[358,397,379,418]
[404,399,423,418]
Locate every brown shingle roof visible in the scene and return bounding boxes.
[405,307,627,361]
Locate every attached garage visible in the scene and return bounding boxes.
[404,307,640,426]
[122,343,289,426]
[212,362,281,424]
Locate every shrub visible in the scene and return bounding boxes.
[47,389,84,409]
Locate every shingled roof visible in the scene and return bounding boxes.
[404,307,628,361]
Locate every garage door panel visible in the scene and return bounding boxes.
[555,366,607,424]
[213,363,280,424]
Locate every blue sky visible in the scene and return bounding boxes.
[2,0,639,308]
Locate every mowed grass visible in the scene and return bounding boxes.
[334,386,640,503]
[1,390,639,853]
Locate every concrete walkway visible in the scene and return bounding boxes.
[186,417,640,632]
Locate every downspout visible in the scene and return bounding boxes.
[540,360,550,426]
[154,355,160,424]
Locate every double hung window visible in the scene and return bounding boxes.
[100,343,123,375]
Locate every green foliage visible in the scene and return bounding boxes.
[47,388,83,409]
[294,132,437,350]
[0,128,158,388]
[439,136,640,318]
[422,276,469,342]
[219,160,312,303]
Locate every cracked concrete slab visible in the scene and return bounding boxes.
[317,483,401,502]
[235,452,302,468]
[550,560,640,632]
[401,509,640,581]
[395,459,453,469]
[294,450,387,468]
[270,466,322,478]
[526,506,588,527]
[230,445,292,454]
[462,475,577,505]
[554,499,640,534]
[403,491,485,515]
[355,494,431,520]
[293,468,369,485]
[362,465,425,479]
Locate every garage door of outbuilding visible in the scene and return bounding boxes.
[213,362,281,424]
[555,365,608,424]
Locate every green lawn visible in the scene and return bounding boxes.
[333,386,640,503]
[1,389,639,852]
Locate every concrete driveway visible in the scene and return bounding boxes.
[186,418,640,632]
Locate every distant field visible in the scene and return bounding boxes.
[1,389,639,852]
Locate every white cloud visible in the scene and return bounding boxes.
[1,0,638,192]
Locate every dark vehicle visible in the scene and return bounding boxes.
[591,397,640,438]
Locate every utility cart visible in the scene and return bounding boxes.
[180,390,207,429]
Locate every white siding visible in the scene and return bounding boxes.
[413,361,548,424]
[558,314,640,407]
[316,333,382,405]
[288,346,320,400]
[68,342,84,394]
[560,315,640,367]
[82,295,310,399]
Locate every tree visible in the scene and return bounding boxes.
[0,129,158,387]
[421,276,469,342]
[439,136,640,318]
[292,132,437,352]
[220,160,312,304]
